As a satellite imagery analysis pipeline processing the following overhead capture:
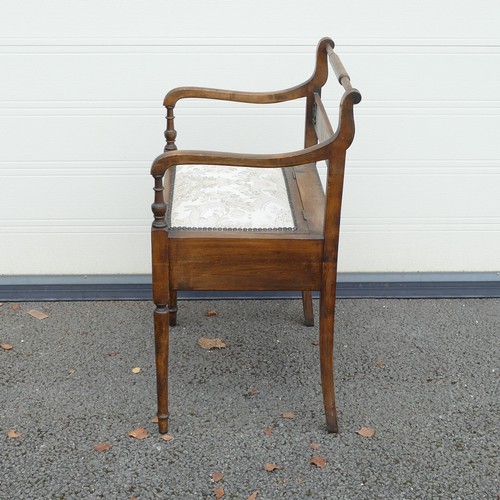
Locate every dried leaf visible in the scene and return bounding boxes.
[197,337,226,350]
[131,367,141,374]
[7,429,21,439]
[161,434,174,442]
[263,427,273,436]
[264,463,281,472]
[282,412,295,420]
[128,427,148,440]
[212,471,223,482]
[1,343,13,351]
[94,442,112,452]
[207,310,218,317]
[27,309,49,320]
[214,487,224,499]
[245,388,258,397]
[247,492,259,500]
[375,359,385,368]
[356,426,376,438]
[10,304,21,311]
[151,416,159,423]
[108,351,119,357]
[309,442,320,450]
[310,455,327,468]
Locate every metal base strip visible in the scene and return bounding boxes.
[1,273,499,301]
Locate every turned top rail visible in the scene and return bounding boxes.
[326,44,352,91]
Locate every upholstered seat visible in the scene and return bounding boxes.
[167,165,297,231]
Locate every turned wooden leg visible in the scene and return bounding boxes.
[319,284,338,433]
[302,290,314,326]
[152,176,171,434]
[169,289,178,326]
[154,306,170,433]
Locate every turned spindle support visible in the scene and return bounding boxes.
[164,106,177,152]
[152,174,167,229]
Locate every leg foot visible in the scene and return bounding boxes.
[326,417,339,434]
[158,413,169,434]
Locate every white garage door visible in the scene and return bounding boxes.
[1,1,499,280]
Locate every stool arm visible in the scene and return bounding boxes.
[151,141,331,177]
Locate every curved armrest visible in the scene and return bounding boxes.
[151,142,330,177]
[164,38,360,108]
[164,83,308,107]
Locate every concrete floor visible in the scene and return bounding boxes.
[1,298,498,499]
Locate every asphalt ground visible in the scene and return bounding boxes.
[1,298,498,499]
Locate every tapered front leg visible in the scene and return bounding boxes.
[154,305,170,433]
[151,181,171,434]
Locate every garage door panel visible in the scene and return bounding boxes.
[341,173,500,220]
[0,233,150,275]
[1,1,499,276]
[0,174,151,222]
[0,51,313,102]
[338,231,500,273]
[1,114,304,161]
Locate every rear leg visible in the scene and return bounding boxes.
[302,290,314,326]
[319,287,338,433]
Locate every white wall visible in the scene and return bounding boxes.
[1,0,499,275]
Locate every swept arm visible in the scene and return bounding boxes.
[151,141,332,177]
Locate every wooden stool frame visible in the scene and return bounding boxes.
[151,37,361,433]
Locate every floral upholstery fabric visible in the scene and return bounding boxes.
[167,165,296,231]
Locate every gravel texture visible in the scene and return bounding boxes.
[0,298,498,499]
